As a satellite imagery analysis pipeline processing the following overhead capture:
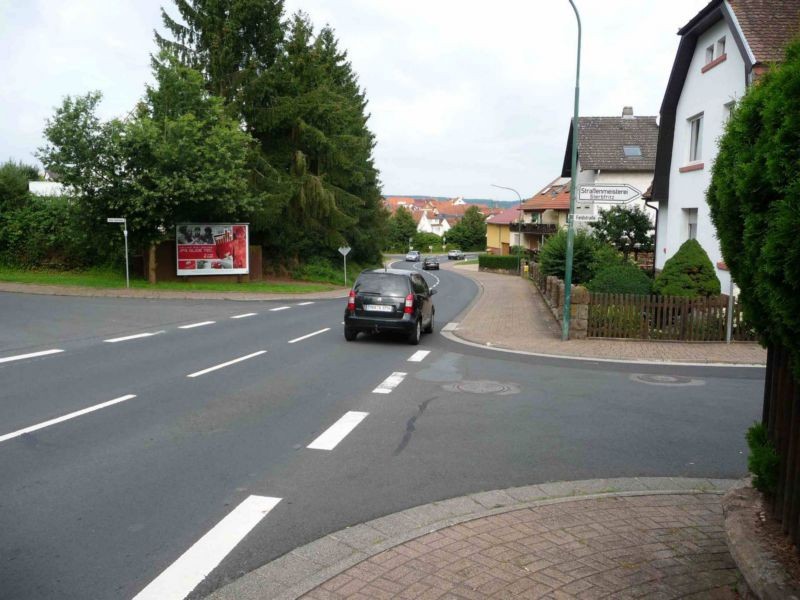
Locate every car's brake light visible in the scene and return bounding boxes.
[404,293,414,314]
[347,290,356,313]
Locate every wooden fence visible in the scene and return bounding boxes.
[763,344,800,546]
[588,293,756,341]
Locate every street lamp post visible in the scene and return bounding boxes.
[491,184,524,274]
[562,0,582,341]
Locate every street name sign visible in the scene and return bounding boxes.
[578,184,641,204]
[338,246,351,256]
[107,217,126,223]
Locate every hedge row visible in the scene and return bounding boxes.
[478,254,519,270]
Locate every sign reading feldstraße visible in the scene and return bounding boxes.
[578,184,641,203]
[176,223,249,276]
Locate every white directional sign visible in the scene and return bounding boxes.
[578,184,641,204]
[107,217,126,223]
[338,246,351,256]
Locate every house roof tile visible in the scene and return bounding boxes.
[485,206,523,225]
[728,0,800,65]
[522,177,572,211]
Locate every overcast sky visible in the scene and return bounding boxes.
[0,0,710,200]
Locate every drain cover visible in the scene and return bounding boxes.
[442,380,520,395]
[630,374,706,387]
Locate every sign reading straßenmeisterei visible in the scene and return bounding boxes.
[578,184,641,204]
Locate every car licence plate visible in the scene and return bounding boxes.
[365,304,393,312]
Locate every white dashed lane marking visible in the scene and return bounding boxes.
[187,351,267,378]
[104,331,165,343]
[288,328,330,344]
[0,349,64,364]
[307,411,369,450]
[296,302,314,306]
[178,321,215,329]
[132,495,282,600]
[230,313,257,319]
[373,372,407,394]
[0,394,137,444]
[408,350,430,362]
[269,306,290,312]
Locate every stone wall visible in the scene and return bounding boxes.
[529,263,589,340]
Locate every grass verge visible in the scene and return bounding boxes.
[0,266,338,294]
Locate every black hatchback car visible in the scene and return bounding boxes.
[422,256,439,270]
[344,269,436,345]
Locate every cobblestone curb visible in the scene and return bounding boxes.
[206,477,738,600]
[722,483,800,599]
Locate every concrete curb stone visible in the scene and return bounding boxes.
[205,477,738,600]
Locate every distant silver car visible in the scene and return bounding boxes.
[447,249,464,260]
[405,250,421,262]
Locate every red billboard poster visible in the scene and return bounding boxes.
[176,223,249,276]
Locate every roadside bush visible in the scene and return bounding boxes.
[0,196,100,269]
[587,263,653,295]
[538,230,623,284]
[479,254,519,270]
[413,231,441,251]
[653,239,720,297]
[291,256,378,287]
[746,422,779,495]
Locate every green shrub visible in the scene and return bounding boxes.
[746,422,779,495]
[538,230,623,284]
[291,256,377,287]
[479,254,519,270]
[653,239,720,297]
[587,263,653,295]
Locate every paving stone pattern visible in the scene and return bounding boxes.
[301,494,739,599]
[449,264,766,365]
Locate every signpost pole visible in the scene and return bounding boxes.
[123,226,130,289]
[563,0,581,341]
[339,245,352,287]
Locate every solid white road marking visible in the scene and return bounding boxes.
[178,321,215,330]
[132,495,281,600]
[442,322,459,332]
[373,372,407,394]
[307,411,369,450]
[296,301,314,306]
[0,349,64,364]
[0,394,136,444]
[288,328,330,344]
[230,313,257,319]
[408,350,430,362]
[187,351,267,378]
[104,331,165,343]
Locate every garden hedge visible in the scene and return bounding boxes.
[478,254,519,270]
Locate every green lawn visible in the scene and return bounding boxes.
[0,267,339,294]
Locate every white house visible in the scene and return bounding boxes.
[561,107,658,227]
[416,210,451,236]
[652,0,800,292]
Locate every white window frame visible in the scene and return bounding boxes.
[684,208,698,241]
[705,45,715,64]
[688,113,703,162]
[716,36,726,57]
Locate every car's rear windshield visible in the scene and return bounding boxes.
[354,273,410,295]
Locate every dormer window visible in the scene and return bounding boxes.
[705,45,715,64]
[623,145,642,158]
[716,37,726,57]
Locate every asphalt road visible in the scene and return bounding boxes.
[0,260,764,600]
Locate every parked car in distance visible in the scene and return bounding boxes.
[405,250,421,262]
[447,249,464,260]
[422,256,440,270]
[344,269,436,345]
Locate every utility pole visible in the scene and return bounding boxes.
[562,0,582,341]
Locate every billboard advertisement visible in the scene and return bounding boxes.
[176,223,249,276]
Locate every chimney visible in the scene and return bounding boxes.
[622,106,634,119]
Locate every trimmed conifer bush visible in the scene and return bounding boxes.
[653,239,720,297]
[479,254,519,270]
[587,263,653,295]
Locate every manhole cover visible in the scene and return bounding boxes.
[629,374,706,387]
[442,380,520,395]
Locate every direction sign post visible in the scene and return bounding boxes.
[107,217,129,288]
[338,246,351,287]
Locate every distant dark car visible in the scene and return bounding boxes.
[422,256,440,270]
[447,249,464,260]
[405,250,421,262]
[344,269,436,345]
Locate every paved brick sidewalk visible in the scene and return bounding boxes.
[447,264,765,365]
[206,479,742,600]
[302,494,738,599]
